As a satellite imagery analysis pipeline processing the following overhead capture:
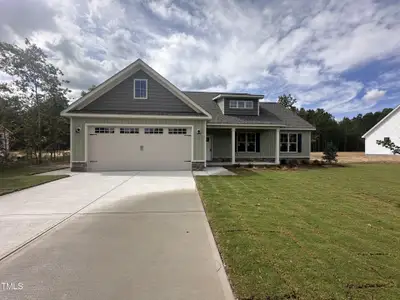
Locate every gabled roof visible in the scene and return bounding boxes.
[184,91,315,129]
[362,104,400,138]
[61,59,211,119]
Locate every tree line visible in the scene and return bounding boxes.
[278,94,394,152]
[0,40,395,166]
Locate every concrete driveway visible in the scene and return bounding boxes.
[0,171,233,300]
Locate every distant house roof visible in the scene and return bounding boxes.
[184,91,315,129]
[362,104,400,138]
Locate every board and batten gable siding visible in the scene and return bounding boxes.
[364,109,400,155]
[223,98,259,116]
[81,70,196,114]
[71,117,206,162]
[208,129,311,159]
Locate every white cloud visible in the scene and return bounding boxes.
[0,0,399,114]
[362,89,386,102]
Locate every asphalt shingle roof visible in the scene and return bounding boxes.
[184,91,315,129]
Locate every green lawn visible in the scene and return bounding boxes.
[0,164,69,195]
[196,164,400,300]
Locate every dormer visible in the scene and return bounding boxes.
[213,94,264,116]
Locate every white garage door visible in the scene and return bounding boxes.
[87,126,192,171]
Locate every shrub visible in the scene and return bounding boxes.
[247,163,254,168]
[301,159,310,165]
[312,159,321,165]
[280,159,288,165]
[322,142,338,163]
[288,159,299,167]
[233,163,241,168]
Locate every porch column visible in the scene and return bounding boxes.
[275,128,280,164]
[231,127,236,164]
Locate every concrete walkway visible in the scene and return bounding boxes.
[0,171,233,300]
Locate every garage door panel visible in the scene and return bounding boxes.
[88,126,192,171]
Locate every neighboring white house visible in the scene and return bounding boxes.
[362,104,400,155]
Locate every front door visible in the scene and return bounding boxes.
[206,136,213,161]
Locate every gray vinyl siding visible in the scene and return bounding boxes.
[81,70,196,114]
[223,98,259,116]
[71,117,205,162]
[208,129,311,159]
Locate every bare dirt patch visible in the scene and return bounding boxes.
[311,152,400,163]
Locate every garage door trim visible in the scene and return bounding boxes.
[83,123,194,164]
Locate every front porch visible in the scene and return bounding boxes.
[205,127,281,165]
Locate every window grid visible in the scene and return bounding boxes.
[144,128,163,135]
[236,132,257,153]
[280,133,298,153]
[229,100,254,109]
[95,127,115,134]
[134,79,147,99]
[168,128,187,135]
[120,128,139,134]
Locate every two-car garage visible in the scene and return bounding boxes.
[87,126,192,171]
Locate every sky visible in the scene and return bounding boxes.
[0,0,400,118]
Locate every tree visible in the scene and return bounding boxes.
[0,39,70,163]
[81,84,97,97]
[278,94,297,111]
[322,142,338,163]
[376,138,400,154]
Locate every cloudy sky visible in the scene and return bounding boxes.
[1,0,400,118]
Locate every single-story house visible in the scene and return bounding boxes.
[362,104,400,155]
[0,125,11,155]
[61,59,315,171]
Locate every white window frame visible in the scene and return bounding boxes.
[236,132,257,153]
[280,133,298,153]
[168,128,187,135]
[134,79,148,99]
[94,127,115,134]
[144,128,163,134]
[120,128,139,134]
[229,100,254,109]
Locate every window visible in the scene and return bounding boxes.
[384,137,390,142]
[236,132,258,152]
[144,128,163,134]
[120,128,139,134]
[95,127,115,134]
[229,100,254,109]
[280,133,299,152]
[168,128,187,135]
[134,79,147,99]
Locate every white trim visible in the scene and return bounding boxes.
[275,128,280,164]
[192,160,205,162]
[61,112,210,120]
[212,94,264,101]
[362,104,400,138]
[236,132,258,153]
[231,128,236,164]
[279,132,299,153]
[284,127,316,131]
[61,59,212,119]
[229,100,254,109]
[257,102,260,116]
[84,123,194,163]
[207,123,285,128]
[133,79,148,99]
[69,119,73,168]
[204,121,207,167]
[71,161,87,163]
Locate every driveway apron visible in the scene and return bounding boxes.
[0,171,230,300]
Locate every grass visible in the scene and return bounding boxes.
[0,164,69,196]
[196,164,400,300]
